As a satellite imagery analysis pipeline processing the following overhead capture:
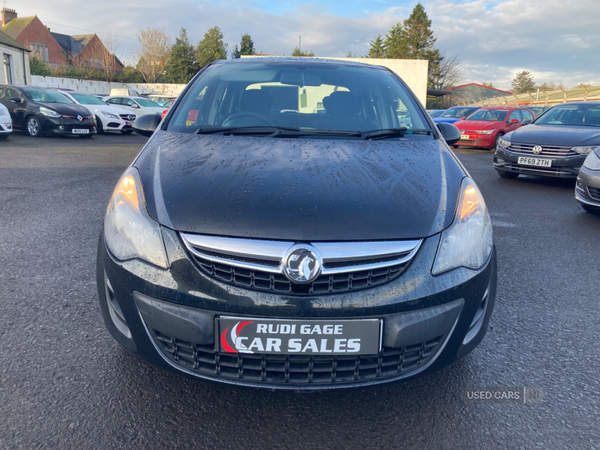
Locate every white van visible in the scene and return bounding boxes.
[109,88,140,97]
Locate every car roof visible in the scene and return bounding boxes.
[210,57,391,71]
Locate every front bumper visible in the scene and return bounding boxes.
[575,166,600,208]
[96,228,497,390]
[494,147,585,178]
[41,116,97,135]
[0,115,12,133]
[457,134,496,149]
[99,115,134,131]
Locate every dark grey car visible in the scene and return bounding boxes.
[576,148,600,213]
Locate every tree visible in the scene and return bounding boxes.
[428,53,463,90]
[403,3,436,60]
[291,47,315,57]
[197,26,228,69]
[232,33,255,59]
[97,31,122,82]
[384,23,407,59]
[481,81,495,88]
[367,35,386,58]
[29,54,51,76]
[536,82,563,91]
[135,27,171,83]
[164,27,197,83]
[511,71,536,94]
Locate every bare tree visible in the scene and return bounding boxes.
[134,27,171,83]
[428,53,463,90]
[97,31,122,81]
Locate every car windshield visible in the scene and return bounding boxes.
[535,104,600,127]
[167,60,430,135]
[136,98,161,107]
[22,88,72,103]
[441,107,475,118]
[72,94,106,105]
[465,109,509,121]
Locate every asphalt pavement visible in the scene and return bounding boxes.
[1,133,599,450]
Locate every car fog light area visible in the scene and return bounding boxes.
[432,177,493,275]
[104,167,168,269]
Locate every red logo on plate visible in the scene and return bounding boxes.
[220,321,254,353]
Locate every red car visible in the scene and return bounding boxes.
[453,107,535,150]
[161,99,174,119]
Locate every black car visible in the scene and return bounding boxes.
[0,85,96,137]
[494,102,600,179]
[97,58,497,390]
[575,149,600,214]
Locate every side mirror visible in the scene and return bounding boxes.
[436,122,461,146]
[133,113,161,137]
[11,97,22,103]
[510,119,519,124]
[522,119,532,125]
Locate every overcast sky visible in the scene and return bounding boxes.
[14,0,600,90]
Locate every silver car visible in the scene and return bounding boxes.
[575,148,600,214]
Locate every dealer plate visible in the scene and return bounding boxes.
[217,317,382,356]
[517,156,552,167]
[460,134,470,140]
[72,129,89,134]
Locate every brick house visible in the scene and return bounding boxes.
[51,32,123,71]
[0,9,66,65]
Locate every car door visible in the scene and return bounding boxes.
[506,110,523,132]
[2,86,26,128]
[120,97,141,113]
[522,109,534,123]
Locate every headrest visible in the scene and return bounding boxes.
[240,89,273,115]
[325,91,359,117]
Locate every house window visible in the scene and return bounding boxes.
[29,42,49,62]
[3,54,12,84]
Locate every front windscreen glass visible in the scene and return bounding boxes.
[465,109,509,121]
[167,61,430,134]
[72,94,106,105]
[441,107,475,118]
[22,88,73,103]
[535,104,600,127]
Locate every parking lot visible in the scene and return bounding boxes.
[1,132,599,449]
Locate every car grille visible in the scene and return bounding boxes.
[507,143,577,157]
[119,114,136,121]
[181,233,422,296]
[588,186,600,201]
[151,329,444,386]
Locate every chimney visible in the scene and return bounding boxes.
[1,8,17,26]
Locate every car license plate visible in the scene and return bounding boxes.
[460,134,470,140]
[72,129,89,134]
[126,121,133,126]
[517,156,552,167]
[217,316,382,356]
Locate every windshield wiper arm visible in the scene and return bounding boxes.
[362,128,433,140]
[196,126,363,138]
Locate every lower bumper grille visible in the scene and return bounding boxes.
[498,162,576,177]
[151,329,444,386]
[588,186,600,201]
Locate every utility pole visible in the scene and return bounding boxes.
[299,36,301,52]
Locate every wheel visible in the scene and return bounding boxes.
[581,203,600,214]
[452,145,459,149]
[494,133,504,151]
[95,116,104,134]
[496,170,519,179]
[121,129,134,134]
[26,116,44,137]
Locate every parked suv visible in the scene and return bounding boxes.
[0,85,96,137]
[97,58,497,390]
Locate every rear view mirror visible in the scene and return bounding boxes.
[133,113,161,137]
[522,119,532,125]
[279,72,321,87]
[436,122,461,146]
[510,119,519,124]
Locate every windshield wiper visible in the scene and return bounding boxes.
[196,126,362,138]
[362,128,432,140]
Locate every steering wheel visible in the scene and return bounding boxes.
[222,111,274,127]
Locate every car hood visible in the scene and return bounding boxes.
[507,123,600,146]
[454,120,501,131]
[434,117,461,124]
[38,102,92,116]
[134,131,464,241]
[89,104,133,116]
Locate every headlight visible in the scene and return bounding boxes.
[572,146,600,155]
[432,178,493,275]
[104,167,168,269]
[497,138,511,149]
[474,130,494,135]
[583,150,600,170]
[39,106,61,118]
[102,111,119,119]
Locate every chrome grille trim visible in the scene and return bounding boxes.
[507,142,577,157]
[180,233,422,276]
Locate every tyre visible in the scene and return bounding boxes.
[96,116,104,134]
[452,145,459,149]
[496,170,519,179]
[581,203,600,214]
[26,116,44,137]
[493,133,504,151]
[121,129,134,134]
